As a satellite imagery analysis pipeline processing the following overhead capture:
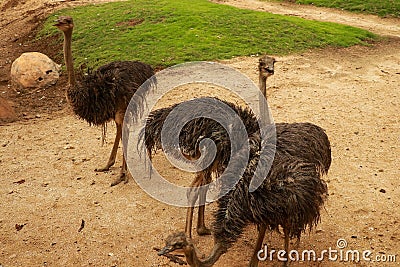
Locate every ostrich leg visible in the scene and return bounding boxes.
[111,147,128,186]
[283,228,290,267]
[95,117,127,186]
[196,179,211,236]
[249,224,267,267]
[185,172,212,238]
[94,123,120,172]
[185,175,202,238]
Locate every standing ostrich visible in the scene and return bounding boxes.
[257,55,331,174]
[158,128,328,267]
[141,97,260,238]
[54,16,156,186]
[142,55,330,237]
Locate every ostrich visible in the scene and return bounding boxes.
[158,128,329,267]
[54,16,156,186]
[141,97,260,237]
[257,55,331,174]
[142,56,277,237]
[142,56,330,238]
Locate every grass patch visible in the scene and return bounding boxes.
[277,0,400,18]
[39,0,377,68]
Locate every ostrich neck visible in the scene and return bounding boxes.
[184,243,226,267]
[259,75,270,124]
[259,75,267,98]
[63,29,76,87]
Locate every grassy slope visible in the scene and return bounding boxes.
[39,0,377,68]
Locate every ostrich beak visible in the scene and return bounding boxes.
[53,19,62,27]
[157,245,174,255]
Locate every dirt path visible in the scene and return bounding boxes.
[0,1,399,266]
[213,0,400,37]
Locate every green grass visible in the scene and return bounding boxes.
[39,0,377,68]
[277,0,400,18]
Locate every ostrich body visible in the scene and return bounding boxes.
[54,16,155,186]
[158,129,328,267]
[141,97,259,237]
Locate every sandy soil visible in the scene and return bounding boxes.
[0,0,399,266]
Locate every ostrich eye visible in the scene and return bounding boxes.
[174,241,184,247]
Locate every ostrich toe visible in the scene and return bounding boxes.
[197,226,211,236]
[110,172,128,186]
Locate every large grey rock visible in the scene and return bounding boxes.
[11,52,60,90]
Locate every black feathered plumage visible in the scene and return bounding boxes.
[214,129,328,247]
[68,61,155,126]
[141,97,259,174]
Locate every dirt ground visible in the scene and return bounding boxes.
[0,0,399,266]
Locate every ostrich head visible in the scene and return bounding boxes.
[258,55,276,80]
[258,55,276,99]
[54,16,74,32]
[158,232,188,255]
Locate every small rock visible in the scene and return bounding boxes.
[0,96,17,123]
[15,223,25,231]
[379,189,386,193]
[64,145,75,150]
[351,235,357,239]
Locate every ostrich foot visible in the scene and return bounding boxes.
[95,159,115,172]
[110,172,128,186]
[94,166,111,172]
[197,225,211,236]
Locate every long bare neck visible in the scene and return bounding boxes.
[183,243,226,267]
[258,75,270,124]
[63,29,75,87]
[259,75,267,98]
